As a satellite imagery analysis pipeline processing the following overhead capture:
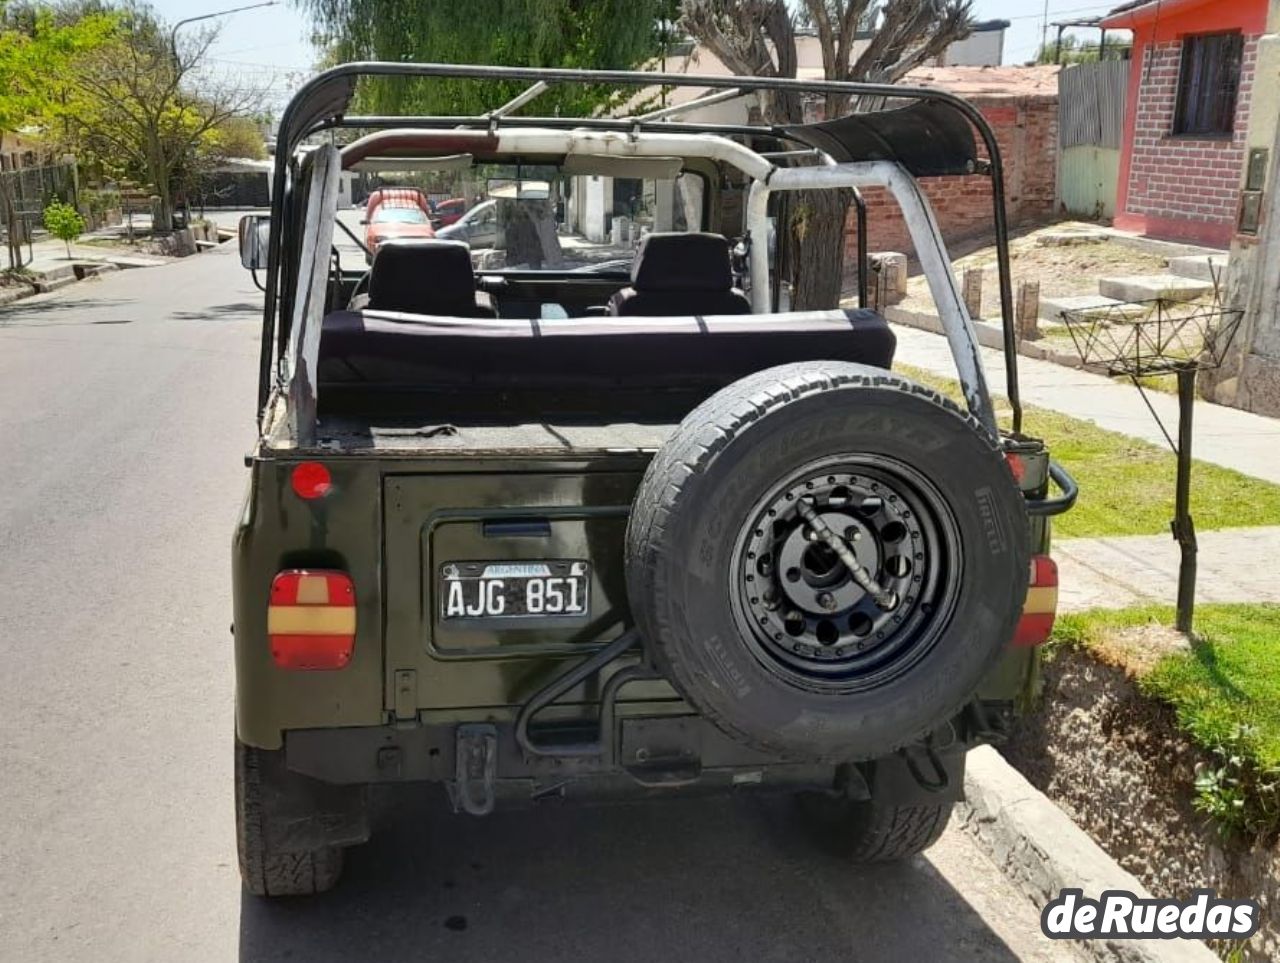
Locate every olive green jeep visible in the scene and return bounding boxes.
[232,62,1076,896]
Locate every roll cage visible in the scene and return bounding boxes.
[260,61,1026,441]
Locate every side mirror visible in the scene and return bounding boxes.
[238,214,270,271]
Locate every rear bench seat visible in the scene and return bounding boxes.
[317,309,896,395]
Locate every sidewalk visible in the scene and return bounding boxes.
[1,233,169,304]
[22,234,169,274]
[1056,526,1280,612]
[891,324,1280,485]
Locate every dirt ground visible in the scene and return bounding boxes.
[1002,646,1278,962]
[899,222,1170,321]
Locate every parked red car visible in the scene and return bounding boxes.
[431,197,469,227]
[362,187,435,253]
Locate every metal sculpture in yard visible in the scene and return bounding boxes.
[1061,269,1243,632]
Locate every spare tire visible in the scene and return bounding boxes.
[625,362,1028,762]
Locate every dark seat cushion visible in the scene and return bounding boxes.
[609,232,751,316]
[318,308,895,392]
[367,238,496,317]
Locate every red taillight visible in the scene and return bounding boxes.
[1013,555,1058,647]
[1005,452,1027,485]
[291,462,332,500]
[267,570,355,669]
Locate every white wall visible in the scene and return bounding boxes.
[939,29,1006,67]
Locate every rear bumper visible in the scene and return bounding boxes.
[283,711,988,812]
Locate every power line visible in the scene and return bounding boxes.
[1001,2,1123,23]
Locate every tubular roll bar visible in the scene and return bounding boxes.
[262,62,1024,433]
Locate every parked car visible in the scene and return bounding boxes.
[431,197,468,227]
[362,188,435,252]
[435,198,498,248]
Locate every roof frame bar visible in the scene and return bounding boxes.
[634,86,744,123]
[486,80,550,123]
[261,61,1024,434]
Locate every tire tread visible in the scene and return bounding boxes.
[235,740,344,897]
[626,362,1020,761]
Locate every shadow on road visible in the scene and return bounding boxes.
[238,787,1023,963]
[0,295,137,323]
[169,301,261,320]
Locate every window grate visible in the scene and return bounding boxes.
[1173,32,1244,137]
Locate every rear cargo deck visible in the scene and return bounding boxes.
[290,415,679,455]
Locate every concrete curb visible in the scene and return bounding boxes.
[958,746,1218,963]
[34,273,78,294]
[0,281,38,305]
[884,305,1090,371]
[2,260,126,308]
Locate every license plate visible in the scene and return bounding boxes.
[439,560,590,620]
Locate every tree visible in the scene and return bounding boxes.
[42,198,84,255]
[60,4,264,232]
[1035,34,1102,66]
[174,113,268,213]
[298,0,676,117]
[681,0,973,309]
[0,3,115,267]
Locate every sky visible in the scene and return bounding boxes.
[150,0,1127,111]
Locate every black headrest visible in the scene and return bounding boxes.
[368,238,477,314]
[632,233,735,293]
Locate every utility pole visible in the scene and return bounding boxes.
[162,2,277,232]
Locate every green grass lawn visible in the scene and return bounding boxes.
[895,364,1280,538]
[1051,604,1280,836]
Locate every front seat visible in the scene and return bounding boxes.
[608,232,751,317]
[364,238,496,317]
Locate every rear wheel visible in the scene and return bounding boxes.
[235,740,345,897]
[797,793,953,862]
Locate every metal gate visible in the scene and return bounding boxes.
[0,161,78,240]
[1057,60,1129,219]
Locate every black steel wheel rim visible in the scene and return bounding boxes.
[729,453,962,694]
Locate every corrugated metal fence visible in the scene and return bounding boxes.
[1059,60,1128,149]
[1058,60,1129,218]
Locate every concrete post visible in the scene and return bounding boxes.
[1017,280,1041,341]
[963,268,983,319]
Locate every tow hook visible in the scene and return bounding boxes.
[452,723,498,816]
[797,499,898,610]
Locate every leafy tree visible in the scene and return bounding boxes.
[1035,34,1101,66]
[59,3,264,232]
[0,2,115,267]
[298,0,676,117]
[174,114,268,214]
[681,0,973,309]
[42,198,85,255]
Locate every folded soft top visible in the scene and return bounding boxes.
[317,308,897,394]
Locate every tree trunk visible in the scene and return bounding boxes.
[156,179,174,235]
[788,188,853,310]
[149,154,174,235]
[1,182,21,272]
[0,135,23,271]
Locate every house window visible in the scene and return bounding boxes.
[1173,31,1244,137]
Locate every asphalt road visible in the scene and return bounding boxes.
[0,243,1074,962]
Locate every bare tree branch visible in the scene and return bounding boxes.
[679,0,975,310]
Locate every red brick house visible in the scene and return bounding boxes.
[1103,0,1268,247]
[846,65,1060,260]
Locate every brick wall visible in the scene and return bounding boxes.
[1122,37,1258,239]
[842,94,1059,267]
